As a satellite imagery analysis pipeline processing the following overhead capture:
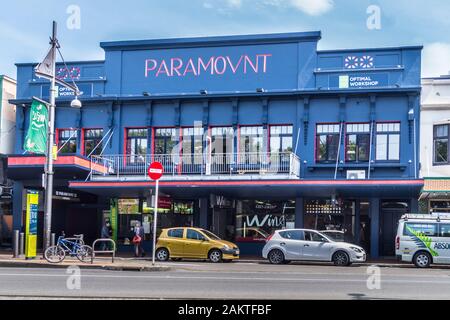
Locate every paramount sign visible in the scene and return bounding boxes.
[145,54,272,78]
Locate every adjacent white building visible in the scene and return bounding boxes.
[0,75,16,155]
[0,75,16,246]
[420,75,450,213]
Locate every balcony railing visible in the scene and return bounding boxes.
[89,152,301,180]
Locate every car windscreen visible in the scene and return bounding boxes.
[201,229,221,240]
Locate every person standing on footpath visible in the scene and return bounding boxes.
[133,222,145,258]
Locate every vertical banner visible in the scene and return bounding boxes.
[25,191,39,259]
[110,199,118,242]
[24,99,49,154]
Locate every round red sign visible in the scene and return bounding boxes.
[148,162,164,181]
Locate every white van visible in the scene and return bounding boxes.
[396,214,450,268]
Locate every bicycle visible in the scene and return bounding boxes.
[44,233,93,264]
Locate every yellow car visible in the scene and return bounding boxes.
[155,227,240,263]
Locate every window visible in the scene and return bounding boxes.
[173,201,195,215]
[58,129,77,154]
[154,128,177,155]
[239,126,265,164]
[126,129,148,163]
[270,125,293,163]
[434,124,449,164]
[211,127,234,155]
[440,225,450,237]
[187,229,205,241]
[376,123,400,161]
[430,200,450,213]
[346,124,370,162]
[279,230,304,241]
[182,127,204,165]
[235,200,296,243]
[305,231,328,242]
[404,223,439,237]
[84,129,103,157]
[316,124,341,163]
[168,229,184,239]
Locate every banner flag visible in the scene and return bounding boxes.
[24,99,49,154]
[35,47,55,80]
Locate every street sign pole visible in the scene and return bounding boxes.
[152,179,159,266]
[148,162,163,266]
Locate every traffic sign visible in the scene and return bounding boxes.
[148,162,164,181]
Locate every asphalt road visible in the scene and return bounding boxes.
[0,262,449,300]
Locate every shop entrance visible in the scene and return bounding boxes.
[380,201,409,256]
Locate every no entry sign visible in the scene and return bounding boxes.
[148,162,164,180]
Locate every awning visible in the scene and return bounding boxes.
[8,155,108,181]
[69,179,424,200]
[420,178,450,200]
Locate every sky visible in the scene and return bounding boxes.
[1,0,450,79]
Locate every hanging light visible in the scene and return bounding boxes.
[71,96,82,109]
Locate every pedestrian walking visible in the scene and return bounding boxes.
[133,222,145,257]
[101,220,113,251]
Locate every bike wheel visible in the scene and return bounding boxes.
[44,246,66,264]
[76,245,93,263]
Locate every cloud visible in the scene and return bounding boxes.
[226,0,242,8]
[271,0,334,16]
[203,0,334,16]
[422,42,450,77]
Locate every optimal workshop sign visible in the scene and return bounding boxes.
[25,191,39,259]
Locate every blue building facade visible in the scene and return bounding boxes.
[8,32,423,257]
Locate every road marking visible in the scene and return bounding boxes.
[0,272,449,285]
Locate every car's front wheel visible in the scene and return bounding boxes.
[332,251,350,266]
[208,249,223,263]
[413,251,432,268]
[155,248,170,262]
[268,249,285,265]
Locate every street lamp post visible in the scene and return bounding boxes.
[42,21,58,251]
[41,21,81,250]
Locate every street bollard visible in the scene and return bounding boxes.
[51,233,56,247]
[13,230,19,258]
[19,233,25,256]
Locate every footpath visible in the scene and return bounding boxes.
[0,250,412,271]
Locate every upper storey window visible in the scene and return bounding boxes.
[376,123,400,162]
[316,124,340,163]
[434,124,449,165]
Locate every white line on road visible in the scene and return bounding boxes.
[0,272,449,285]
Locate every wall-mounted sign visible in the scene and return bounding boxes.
[42,83,93,99]
[334,73,389,89]
[210,194,233,209]
[53,190,79,202]
[145,54,272,78]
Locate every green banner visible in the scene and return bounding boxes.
[110,199,118,243]
[24,99,48,154]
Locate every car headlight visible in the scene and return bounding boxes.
[222,245,230,250]
[350,247,363,253]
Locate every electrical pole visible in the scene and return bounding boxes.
[43,21,58,251]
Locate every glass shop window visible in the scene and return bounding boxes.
[235,200,296,243]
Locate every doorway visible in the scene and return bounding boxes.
[380,200,409,256]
